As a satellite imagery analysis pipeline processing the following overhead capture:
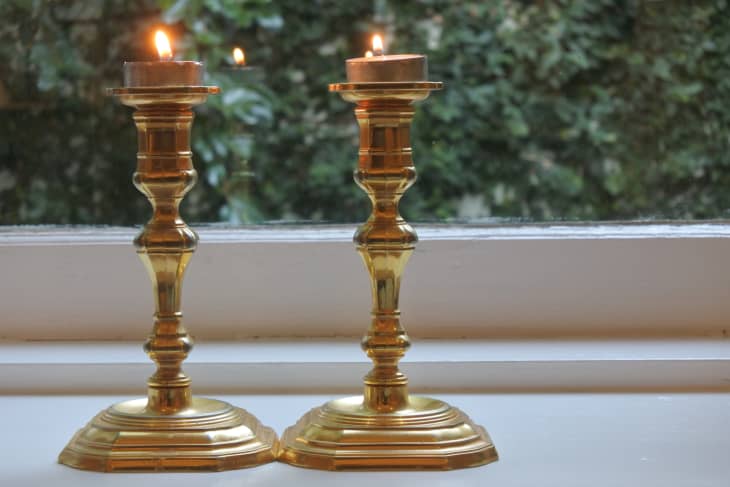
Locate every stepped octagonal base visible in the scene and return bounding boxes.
[280,395,498,470]
[59,397,278,472]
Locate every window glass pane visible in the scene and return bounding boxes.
[1,1,728,225]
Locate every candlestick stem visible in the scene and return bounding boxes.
[133,105,197,413]
[354,99,417,412]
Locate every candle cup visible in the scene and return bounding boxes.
[58,85,278,472]
[279,81,498,470]
[220,65,265,82]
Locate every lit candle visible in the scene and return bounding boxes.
[346,34,427,82]
[232,46,246,66]
[220,45,262,84]
[123,30,203,87]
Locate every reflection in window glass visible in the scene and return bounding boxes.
[1,1,728,225]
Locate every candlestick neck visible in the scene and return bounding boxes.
[350,97,423,412]
[119,93,211,413]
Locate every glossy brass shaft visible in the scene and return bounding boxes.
[132,104,198,413]
[354,99,418,412]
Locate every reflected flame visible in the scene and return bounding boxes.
[372,34,384,56]
[365,50,373,58]
[233,47,245,65]
[155,30,173,60]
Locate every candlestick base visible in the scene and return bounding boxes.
[59,397,278,472]
[280,395,497,470]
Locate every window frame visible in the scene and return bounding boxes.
[0,222,727,341]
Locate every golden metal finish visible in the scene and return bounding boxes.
[280,82,498,470]
[58,86,277,472]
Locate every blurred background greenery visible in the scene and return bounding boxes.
[0,0,728,225]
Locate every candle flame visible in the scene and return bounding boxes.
[364,50,373,58]
[372,34,384,56]
[155,30,173,60]
[233,47,245,65]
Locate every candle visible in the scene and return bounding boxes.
[346,34,427,82]
[123,30,203,87]
[232,46,246,66]
[220,45,263,84]
[226,46,255,73]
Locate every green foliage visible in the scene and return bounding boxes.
[1,0,729,224]
[397,0,730,220]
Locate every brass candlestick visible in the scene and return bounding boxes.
[58,86,277,472]
[279,81,498,470]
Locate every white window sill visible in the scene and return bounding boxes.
[2,392,729,486]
